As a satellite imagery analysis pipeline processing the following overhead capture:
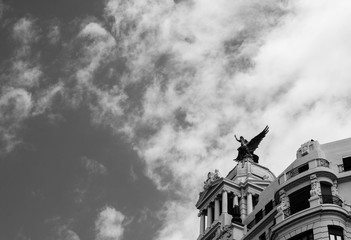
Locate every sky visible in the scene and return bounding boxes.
[1,0,351,239]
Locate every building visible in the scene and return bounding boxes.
[195,138,351,240]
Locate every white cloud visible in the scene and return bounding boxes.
[98,0,351,240]
[55,228,80,240]
[2,0,351,239]
[129,165,138,182]
[0,88,33,154]
[11,60,42,88]
[44,217,80,240]
[12,17,38,45]
[155,201,198,240]
[81,156,107,175]
[48,23,60,44]
[95,207,126,240]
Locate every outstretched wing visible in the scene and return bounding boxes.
[247,126,269,153]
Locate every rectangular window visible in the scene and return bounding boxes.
[328,225,344,240]
[289,185,311,215]
[265,200,273,214]
[255,210,263,223]
[342,156,351,172]
[288,229,314,240]
[298,164,309,173]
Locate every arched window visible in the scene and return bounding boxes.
[328,225,344,240]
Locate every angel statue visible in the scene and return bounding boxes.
[234,125,269,163]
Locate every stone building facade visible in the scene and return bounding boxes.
[195,137,351,240]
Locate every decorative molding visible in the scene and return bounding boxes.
[204,170,221,190]
[214,224,234,240]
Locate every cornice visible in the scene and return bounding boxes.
[271,204,350,238]
[276,167,337,194]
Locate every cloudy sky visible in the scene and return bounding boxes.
[1,0,351,239]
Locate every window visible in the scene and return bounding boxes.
[298,164,309,173]
[255,210,263,223]
[259,232,266,240]
[288,229,314,240]
[342,156,351,172]
[320,182,333,204]
[265,200,273,214]
[289,185,311,215]
[328,226,344,240]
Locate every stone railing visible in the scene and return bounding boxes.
[284,158,329,181]
[320,195,343,207]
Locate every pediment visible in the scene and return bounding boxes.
[196,178,222,207]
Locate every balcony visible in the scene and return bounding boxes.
[280,158,330,184]
[320,195,343,207]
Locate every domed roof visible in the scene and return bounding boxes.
[226,160,276,184]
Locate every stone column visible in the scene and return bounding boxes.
[234,195,239,207]
[247,192,253,215]
[214,198,220,221]
[232,194,241,224]
[207,205,213,228]
[222,191,228,213]
[199,212,205,235]
[240,191,247,221]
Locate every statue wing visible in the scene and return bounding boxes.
[247,125,269,153]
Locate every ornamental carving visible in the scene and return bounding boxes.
[215,225,234,240]
[310,174,321,197]
[277,189,290,217]
[297,140,315,158]
[204,170,221,190]
[332,180,339,196]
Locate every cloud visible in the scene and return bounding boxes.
[81,156,107,175]
[12,17,40,59]
[55,228,80,240]
[95,207,126,240]
[0,0,6,21]
[47,22,60,44]
[43,216,80,240]
[0,88,32,153]
[129,165,138,182]
[1,0,351,239]
[76,22,116,85]
[12,17,39,44]
[11,60,42,88]
[96,0,351,239]
[154,200,198,240]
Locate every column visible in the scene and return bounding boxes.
[247,192,253,215]
[207,205,213,228]
[199,212,205,235]
[232,194,241,223]
[234,195,239,206]
[240,192,247,221]
[214,198,220,220]
[222,191,228,213]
